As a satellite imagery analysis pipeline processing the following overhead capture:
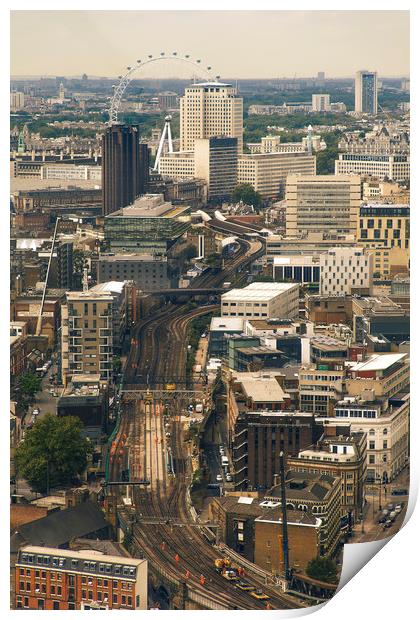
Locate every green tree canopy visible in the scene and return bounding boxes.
[16,372,42,409]
[233,184,263,211]
[306,557,338,584]
[15,414,92,493]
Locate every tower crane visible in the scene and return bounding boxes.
[35,217,60,337]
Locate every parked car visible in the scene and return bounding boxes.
[378,515,388,524]
[226,473,233,482]
[383,519,393,529]
[392,488,408,496]
[216,474,223,482]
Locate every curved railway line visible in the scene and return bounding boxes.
[108,237,304,609]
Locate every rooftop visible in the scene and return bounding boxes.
[267,471,338,502]
[210,317,244,332]
[18,545,144,568]
[11,501,110,551]
[222,282,298,302]
[348,352,407,373]
[98,253,167,263]
[237,375,288,403]
[90,281,128,295]
[107,193,189,219]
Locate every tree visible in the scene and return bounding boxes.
[306,557,338,584]
[233,184,263,211]
[15,414,92,494]
[17,372,42,409]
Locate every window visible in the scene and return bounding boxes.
[369,455,375,464]
[53,602,59,610]
[369,441,375,450]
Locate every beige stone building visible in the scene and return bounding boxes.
[285,174,361,237]
[238,151,316,199]
[180,82,243,153]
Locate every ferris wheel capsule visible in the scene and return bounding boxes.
[127,66,132,70]
[173,52,177,56]
[137,59,141,63]
[185,54,190,58]
[148,54,153,58]
[207,66,211,71]
[196,59,201,63]
[160,52,165,56]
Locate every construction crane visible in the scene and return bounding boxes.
[35,217,60,337]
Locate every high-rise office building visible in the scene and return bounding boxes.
[101,125,150,217]
[285,174,361,237]
[354,70,378,115]
[180,82,243,153]
[194,136,238,199]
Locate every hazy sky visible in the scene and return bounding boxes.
[11,11,409,78]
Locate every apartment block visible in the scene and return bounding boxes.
[61,290,114,385]
[285,174,361,237]
[312,94,331,112]
[15,546,147,610]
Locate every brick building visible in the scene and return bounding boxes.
[14,546,147,610]
[254,507,321,576]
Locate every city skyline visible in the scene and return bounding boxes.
[11,10,409,79]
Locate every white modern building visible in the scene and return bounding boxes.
[319,247,373,296]
[221,282,299,320]
[335,153,410,182]
[355,70,378,115]
[312,94,331,112]
[40,164,102,181]
[180,82,243,153]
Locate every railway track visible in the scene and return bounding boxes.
[108,237,304,609]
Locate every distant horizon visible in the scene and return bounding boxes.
[11,11,409,78]
[10,73,410,81]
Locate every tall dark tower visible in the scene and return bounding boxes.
[102,125,150,217]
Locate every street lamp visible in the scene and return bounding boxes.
[376,475,383,511]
